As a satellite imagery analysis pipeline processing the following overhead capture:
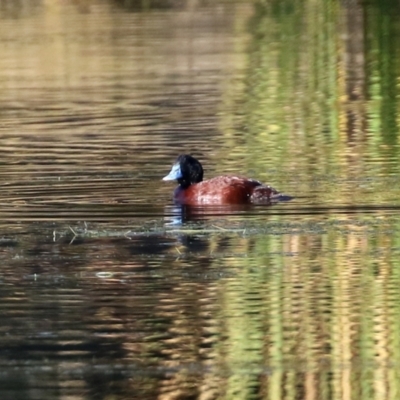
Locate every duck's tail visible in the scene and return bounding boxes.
[252,185,293,202]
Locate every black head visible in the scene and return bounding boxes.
[163,154,204,188]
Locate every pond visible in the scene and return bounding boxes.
[1,0,400,399]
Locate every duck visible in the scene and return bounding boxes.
[163,154,291,205]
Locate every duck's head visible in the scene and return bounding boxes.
[163,154,204,188]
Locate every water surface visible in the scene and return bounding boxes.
[1,0,400,399]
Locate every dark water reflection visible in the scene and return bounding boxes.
[1,0,400,399]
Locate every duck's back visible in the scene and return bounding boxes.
[174,176,279,205]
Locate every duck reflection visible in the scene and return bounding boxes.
[164,204,256,225]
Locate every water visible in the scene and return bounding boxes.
[1,0,400,399]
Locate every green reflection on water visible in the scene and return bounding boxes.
[204,215,400,399]
[365,0,400,174]
[219,0,400,204]
[222,0,342,177]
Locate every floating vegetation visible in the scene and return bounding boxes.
[62,215,400,242]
